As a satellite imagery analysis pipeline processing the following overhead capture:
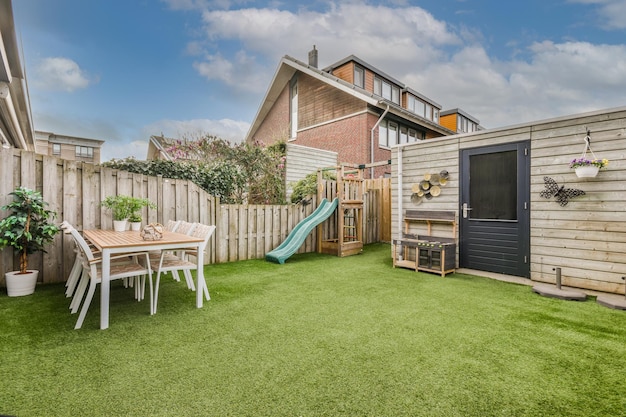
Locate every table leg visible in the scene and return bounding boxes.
[196,246,208,307]
[101,249,111,329]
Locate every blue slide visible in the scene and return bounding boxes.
[265,198,339,264]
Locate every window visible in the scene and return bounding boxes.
[379,121,423,147]
[399,127,408,144]
[52,144,61,155]
[425,103,432,121]
[290,81,298,138]
[373,76,400,104]
[388,122,398,146]
[75,146,93,158]
[354,66,364,88]
[470,150,517,220]
[378,121,388,147]
[456,114,478,133]
[407,95,425,117]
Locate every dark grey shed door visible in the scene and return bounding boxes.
[459,141,530,277]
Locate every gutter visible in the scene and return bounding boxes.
[1,85,28,150]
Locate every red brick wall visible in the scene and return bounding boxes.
[251,73,392,178]
[295,111,391,179]
[252,84,290,146]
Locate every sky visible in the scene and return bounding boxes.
[11,0,626,162]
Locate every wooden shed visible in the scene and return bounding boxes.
[392,106,626,295]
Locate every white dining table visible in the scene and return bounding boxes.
[83,229,207,329]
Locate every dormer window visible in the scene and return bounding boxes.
[354,66,364,88]
[374,76,400,104]
[457,114,477,133]
[407,94,439,122]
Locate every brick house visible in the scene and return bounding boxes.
[246,47,480,178]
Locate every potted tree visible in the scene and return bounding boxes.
[127,197,156,231]
[0,187,60,296]
[101,195,132,231]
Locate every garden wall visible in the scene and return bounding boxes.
[0,148,388,286]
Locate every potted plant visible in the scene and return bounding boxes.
[127,197,156,231]
[101,195,132,231]
[570,157,609,178]
[0,187,60,296]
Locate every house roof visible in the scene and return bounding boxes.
[324,55,406,91]
[36,130,105,147]
[147,134,176,161]
[245,55,454,142]
[440,108,481,124]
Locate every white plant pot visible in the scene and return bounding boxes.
[575,165,599,178]
[113,220,128,232]
[5,270,39,297]
[130,221,142,231]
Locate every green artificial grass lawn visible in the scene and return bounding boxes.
[1,243,625,417]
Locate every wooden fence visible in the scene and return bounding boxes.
[0,148,391,285]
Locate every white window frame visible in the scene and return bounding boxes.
[374,76,400,104]
[354,66,364,88]
[76,146,93,158]
[290,81,298,139]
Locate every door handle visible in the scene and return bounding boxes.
[462,203,473,218]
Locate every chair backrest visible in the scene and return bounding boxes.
[67,226,98,264]
[61,220,82,253]
[165,220,181,232]
[190,223,216,252]
[176,221,197,236]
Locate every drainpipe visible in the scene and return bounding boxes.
[370,102,390,178]
[397,145,403,248]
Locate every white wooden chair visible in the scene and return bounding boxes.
[149,223,216,315]
[165,219,182,232]
[64,223,152,329]
[157,221,197,287]
[61,221,101,299]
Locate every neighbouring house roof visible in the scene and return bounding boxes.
[147,134,177,161]
[0,0,34,150]
[245,55,454,142]
[35,130,105,147]
[440,108,481,125]
[323,55,406,92]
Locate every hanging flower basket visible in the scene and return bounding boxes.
[574,165,600,178]
[569,131,608,178]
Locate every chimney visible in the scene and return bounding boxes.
[308,45,318,68]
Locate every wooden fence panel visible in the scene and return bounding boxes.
[0,149,388,285]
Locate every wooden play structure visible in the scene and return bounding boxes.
[316,164,364,258]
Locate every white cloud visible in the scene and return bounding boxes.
[192,51,266,92]
[142,118,250,144]
[34,57,93,92]
[569,0,626,30]
[190,4,461,93]
[410,39,626,128]
[182,1,626,129]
